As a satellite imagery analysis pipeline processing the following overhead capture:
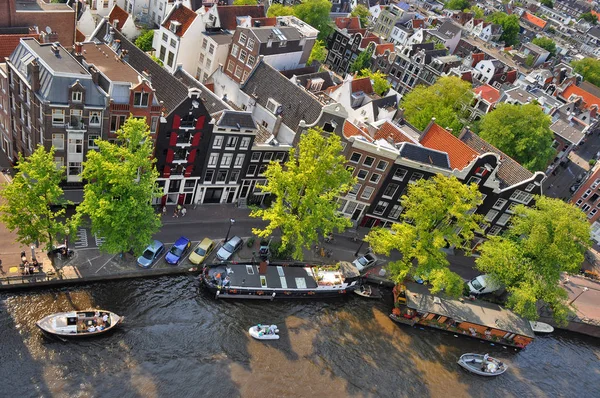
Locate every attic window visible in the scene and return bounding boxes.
[266,98,281,115]
[170,21,181,33]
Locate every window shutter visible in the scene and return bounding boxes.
[169,132,178,146]
[195,115,205,129]
[166,149,174,163]
[163,166,171,178]
[172,114,181,129]
[184,165,193,177]
[187,149,197,163]
[191,132,202,146]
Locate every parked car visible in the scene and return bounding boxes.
[165,236,191,265]
[467,274,502,295]
[216,236,243,261]
[352,253,378,272]
[137,240,165,268]
[189,238,215,265]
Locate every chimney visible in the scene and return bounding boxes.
[74,42,83,54]
[272,114,284,140]
[28,60,40,92]
[254,20,261,27]
[113,19,120,29]
[590,105,597,119]
[48,32,59,43]
[89,66,100,85]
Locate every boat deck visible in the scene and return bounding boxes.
[207,264,318,289]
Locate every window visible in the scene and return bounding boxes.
[468,176,481,185]
[54,157,63,169]
[225,136,238,149]
[52,109,65,126]
[409,172,423,183]
[382,183,398,198]
[239,49,247,63]
[202,38,207,49]
[357,169,368,180]
[373,201,389,215]
[68,162,82,176]
[231,44,239,57]
[493,198,507,210]
[213,135,223,148]
[227,60,235,73]
[234,65,243,79]
[393,168,407,181]
[205,169,214,182]
[592,179,600,189]
[258,164,267,175]
[506,202,518,214]
[484,209,499,222]
[150,116,159,133]
[71,91,82,103]
[159,46,166,61]
[220,153,233,167]
[389,204,403,219]
[582,189,592,199]
[582,204,591,212]
[247,164,257,176]
[134,92,150,107]
[240,137,251,149]
[216,170,227,182]
[247,55,256,67]
[68,138,83,154]
[363,156,375,167]
[488,225,502,236]
[350,152,361,163]
[89,111,101,126]
[262,152,272,162]
[369,173,381,183]
[234,154,245,167]
[110,115,126,131]
[361,186,374,200]
[209,44,215,55]
[496,213,511,226]
[588,209,598,219]
[275,152,285,161]
[525,183,535,192]
[52,133,64,150]
[376,160,388,171]
[170,38,176,48]
[266,98,280,114]
[88,134,99,149]
[510,190,533,204]
[239,32,247,45]
[208,153,219,167]
[251,152,261,162]
[247,38,255,51]
[199,53,205,65]
[230,170,239,182]
[167,52,174,67]
[349,183,361,196]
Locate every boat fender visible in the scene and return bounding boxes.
[275,329,279,333]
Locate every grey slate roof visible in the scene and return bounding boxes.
[92,19,188,114]
[587,27,600,40]
[173,68,230,115]
[459,129,533,188]
[436,20,462,39]
[215,110,256,130]
[9,39,106,106]
[241,60,323,131]
[551,119,585,145]
[202,31,233,45]
[290,71,336,92]
[399,142,450,169]
[250,26,302,43]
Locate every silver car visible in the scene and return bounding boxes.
[216,236,243,261]
[352,253,378,272]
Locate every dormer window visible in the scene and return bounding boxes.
[134,91,150,107]
[170,21,181,34]
[266,98,281,115]
[72,91,82,103]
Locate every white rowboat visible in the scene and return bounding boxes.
[249,324,280,340]
[529,321,554,334]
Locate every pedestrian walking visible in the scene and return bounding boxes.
[181,207,187,217]
[162,205,167,215]
[173,207,179,218]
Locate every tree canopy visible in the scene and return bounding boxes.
[267,4,295,17]
[308,39,327,66]
[400,76,473,134]
[250,127,355,260]
[293,0,333,41]
[532,37,556,57]
[233,0,257,4]
[365,175,484,297]
[479,103,554,172]
[465,6,485,19]
[74,117,162,255]
[134,30,154,52]
[349,45,373,73]
[0,146,71,250]
[572,58,600,87]
[486,12,520,46]
[540,0,553,8]
[446,0,470,10]
[350,4,370,28]
[358,69,391,96]
[476,197,591,325]
[581,12,598,25]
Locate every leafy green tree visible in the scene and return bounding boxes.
[465,6,485,19]
[486,12,520,46]
[400,76,473,134]
[267,4,295,17]
[308,39,327,66]
[532,37,556,57]
[572,58,600,87]
[0,146,72,251]
[358,69,391,96]
[350,4,370,28]
[74,117,162,255]
[250,127,356,260]
[134,30,154,52]
[446,0,470,10]
[540,0,553,8]
[365,175,484,297]
[525,54,535,68]
[233,0,257,4]
[581,12,598,25]
[476,197,591,325]
[150,55,163,67]
[479,103,554,172]
[349,44,374,73]
[293,0,333,41]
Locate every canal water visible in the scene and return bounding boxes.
[1,276,599,398]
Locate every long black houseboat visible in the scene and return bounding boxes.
[201,261,358,299]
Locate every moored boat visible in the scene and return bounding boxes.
[36,310,122,337]
[354,284,382,299]
[457,353,507,376]
[201,261,357,299]
[249,324,280,340]
[529,321,554,334]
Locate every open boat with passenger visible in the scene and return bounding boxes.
[201,261,357,299]
[457,353,507,376]
[249,324,280,340]
[36,310,123,337]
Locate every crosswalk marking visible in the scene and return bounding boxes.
[95,234,106,247]
[74,228,88,248]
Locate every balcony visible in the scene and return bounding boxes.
[66,119,86,131]
[180,117,196,129]
[176,133,192,145]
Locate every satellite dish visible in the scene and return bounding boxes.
[45,26,52,34]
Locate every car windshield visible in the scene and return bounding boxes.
[170,246,183,257]
[358,257,368,266]
[471,279,483,290]
[223,243,234,253]
[195,247,207,256]
[142,249,154,260]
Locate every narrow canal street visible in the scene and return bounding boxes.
[1,277,599,397]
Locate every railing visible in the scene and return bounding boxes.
[176,134,192,144]
[0,271,59,285]
[180,120,195,128]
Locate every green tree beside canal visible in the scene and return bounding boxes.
[365,175,484,297]
[73,117,162,255]
[250,127,356,260]
[0,146,72,251]
[476,197,591,325]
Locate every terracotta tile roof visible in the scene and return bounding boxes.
[561,84,600,110]
[0,34,39,60]
[592,10,600,22]
[473,84,500,104]
[216,5,265,30]
[420,123,478,170]
[343,120,373,141]
[374,121,417,144]
[334,16,361,30]
[522,12,547,29]
[375,43,395,56]
[75,29,85,43]
[162,4,198,37]
[505,70,517,83]
[471,52,485,67]
[109,4,129,31]
[360,34,382,49]
[351,77,373,94]
[252,17,276,27]
[412,19,425,29]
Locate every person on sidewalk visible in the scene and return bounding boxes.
[173,207,179,218]
[181,207,187,217]
[162,206,167,215]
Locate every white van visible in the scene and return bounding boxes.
[467,274,501,295]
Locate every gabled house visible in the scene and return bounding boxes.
[108,4,142,39]
[324,17,367,76]
[469,84,500,121]
[425,20,462,54]
[372,3,414,40]
[516,42,551,68]
[474,59,517,87]
[389,22,413,46]
[553,0,591,19]
[570,164,600,243]
[479,23,502,43]
[214,4,266,31]
[195,29,232,83]
[521,11,547,32]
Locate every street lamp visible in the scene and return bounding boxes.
[569,287,589,305]
[354,240,365,257]
[224,218,235,242]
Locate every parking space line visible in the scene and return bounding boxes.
[74,228,88,248]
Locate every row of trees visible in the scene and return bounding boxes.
[0,118,162,256]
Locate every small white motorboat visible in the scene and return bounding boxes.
[457,353,507,376]
[249,324,280,340]
[354,284,382,299]
[529,321,554,334]
[37,310,122,337]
